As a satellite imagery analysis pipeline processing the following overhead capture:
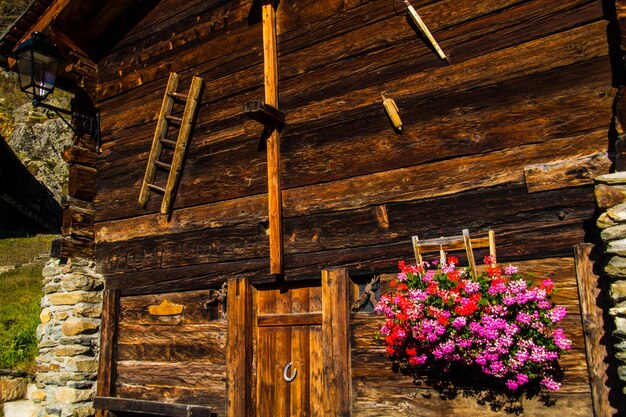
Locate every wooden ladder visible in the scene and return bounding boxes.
[138,72,204,216]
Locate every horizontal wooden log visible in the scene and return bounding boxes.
[63,145,97,167]
[114,383,225,414]
[103,202,594,294]
[96,0,604,156]
[524,152,611,193]
[120,290,225,325]
[94,55,613,224]
[97,0,603,141]
[351,347,590,393]
[51,236,95,260]
[93,397,213,417]
[62,205,95,239]
[96,183,595,275]
[352,384,593,416]
[117,322,227,362]
[68,164,97,203]
[96,130,605,244]
[116,361,226,388]
[96,0,599,103]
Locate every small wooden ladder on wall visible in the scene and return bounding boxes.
[138,72,204,216]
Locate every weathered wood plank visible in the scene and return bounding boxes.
[94,396,212,417]
[68,164,96,203]
[351,348,591,393]
[96,130,605,243]
[322,268,351,416]
[524,152,611,193]
[352,385,593,416]
[96,0,604,153]
[119,290,225,324]
[96,289,120,417]
[62,205,95,240]
[574,244,617,416]
[51,236,95,260]
[96,183,595,275]
[114,383,224,413]
[226,277,252,417]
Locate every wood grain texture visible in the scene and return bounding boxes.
[226,277,252,417]
[574,244,617,417]
[96,289,120,417]
[322,269,351,416]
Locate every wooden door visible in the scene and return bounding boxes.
[256,286,324,417]
[227,269,351,417]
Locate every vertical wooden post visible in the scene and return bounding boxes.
[96,289,120,417]
[262,0,284,275]
[321,268,351,416]
[226,277,253,417]
[574,244,616,417]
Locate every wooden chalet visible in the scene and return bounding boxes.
[0,0,623,415]
[0,135,60,237]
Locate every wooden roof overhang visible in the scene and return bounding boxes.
[0,0,145,95]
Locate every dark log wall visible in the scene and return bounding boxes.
[92,0,615,414]
[115,290,227,413]
[94,0,613,292]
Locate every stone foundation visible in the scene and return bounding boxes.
[29,258,103,417]
[595,172,626,392]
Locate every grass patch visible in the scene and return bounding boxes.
[0,235,52,372]
[0,235,55,267]
[0,264,43,372]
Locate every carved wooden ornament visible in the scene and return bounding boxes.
[148,299,185,316]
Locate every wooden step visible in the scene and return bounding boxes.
[159,138,177,147]
[147,184,166,193]
[154,160,172,170]
[169,92,187,101]
[165,115,183,124]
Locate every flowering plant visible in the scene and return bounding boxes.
[375,256,571,392]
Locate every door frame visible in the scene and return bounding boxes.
[226,268,351,417]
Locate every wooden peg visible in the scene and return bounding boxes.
[462,229,477,277]
[381,93,403,131]
[412,235,423,266]
[404,0,448,61]
[488,229,496,266]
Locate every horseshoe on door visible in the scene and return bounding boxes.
[283,362,297,382]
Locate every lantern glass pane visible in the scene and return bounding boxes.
[16,49,34,93]
[32,50,58,101]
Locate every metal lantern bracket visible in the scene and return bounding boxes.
[34,99,101,150]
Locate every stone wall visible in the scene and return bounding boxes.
[31,258,103,417]
[595,172,626,392]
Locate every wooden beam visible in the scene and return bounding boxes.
[15,0,74,49]
[50,236,94,260]
[94,396,213,417]
[262,0,284,275]
[574,244,617,417]
[321,268,351,416]
[243,100,285,125]
[95,289,120,417]
[226,277,253,417]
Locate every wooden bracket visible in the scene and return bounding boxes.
[244,100,285,126]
